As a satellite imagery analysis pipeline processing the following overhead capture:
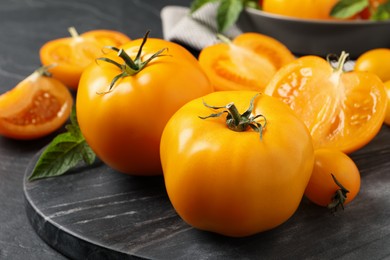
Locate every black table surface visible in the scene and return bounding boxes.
[1,1,390,259]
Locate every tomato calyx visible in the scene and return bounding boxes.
[97,31,167,93]
[328,173,350,212]
[199,93,267,139]
[33,64,56,78]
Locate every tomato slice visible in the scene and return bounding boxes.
[198,32,295,92]
[39,27,131,90]
[265,52,387,153]
[0,67,73,140]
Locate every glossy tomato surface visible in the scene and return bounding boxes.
[262,0,338,19]
[76,36,213,175]
[304,149,361,208]
[384,80,390,125]
[0,68,73,139]
[265,53,387,153]
[40,28,131,89]
[355,48,390,83]
[160,91,314,237]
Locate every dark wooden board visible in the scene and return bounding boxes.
[24,126,390,259]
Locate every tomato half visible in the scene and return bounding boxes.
[0,66,73,139]
[76,33,213,175]
[265,52,387,153]
[198,32,295,92]
[263,0,338,20]
[40,27,131,90]
[304,149,361,210]
[160,91,314,237]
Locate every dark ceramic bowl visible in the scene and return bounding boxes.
[237,7,390,59]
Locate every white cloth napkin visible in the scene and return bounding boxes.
[161,3,242,52]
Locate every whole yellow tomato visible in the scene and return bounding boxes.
[160,91,314,237]
[355,48,390,83]
[304,149,361,210]
[76,33,213,175]
[263,0,338,20]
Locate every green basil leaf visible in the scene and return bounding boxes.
[330,0,369,18]
[371,2,390,21]
[190,0,219,13]
[217,0,244,32]
[28,108,96,181]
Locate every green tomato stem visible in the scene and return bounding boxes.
[199,93,267,139]
[96,31,167,94]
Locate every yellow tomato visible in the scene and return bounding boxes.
[263,0,338,20]
[355,48,390,83]
[76,33,212,175]
[160,91,314,237]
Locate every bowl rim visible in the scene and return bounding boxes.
[245,7,390,26]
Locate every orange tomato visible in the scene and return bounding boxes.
[355,48,390,83]
[0,66,73,140]
[198,32,295,92]
[384,80,390,125]
[40,27,131,90]
[263,0,338,20]
[76,33,213,175]
[161,91,314,237]
[304,149,361,210]
[265,52,387,153]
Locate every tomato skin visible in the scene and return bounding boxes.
[0,69,73,140]
[39,29,131,90]
[76,37,213,175]
[355,48,390,83]
[160,91,314,237]
[384,80,390,125]
[304,149,361,207]
[263,0,338,20]
[198,33,294,92]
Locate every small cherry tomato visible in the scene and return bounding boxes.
[161,91,314,237]
[0,66,73,139]
[198,33,294,92]
[304,149,361,210]
[355,48,390,83]
[76,32,213,175]
[39,27,131,90]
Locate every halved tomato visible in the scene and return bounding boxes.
[39,27,131,89]
[265,52,387,153]
[0,66,73,139]
[198,32,295,92]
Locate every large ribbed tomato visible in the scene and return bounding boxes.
[76,33,213,175]
[160,91,314,237]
